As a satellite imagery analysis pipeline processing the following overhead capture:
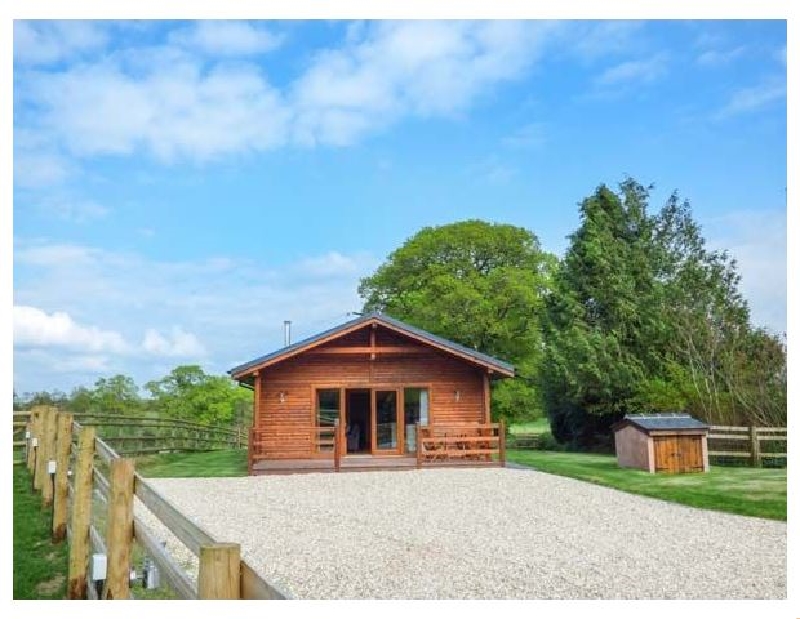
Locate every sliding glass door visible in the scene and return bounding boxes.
[373,390,399,453]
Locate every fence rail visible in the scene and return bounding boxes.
[707,425,787,467]
[19,404,289,600]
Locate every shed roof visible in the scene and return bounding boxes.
[613,413,709,433]
[228,311,516,380]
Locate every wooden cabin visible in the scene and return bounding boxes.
[612,413,709,474]
[228,312,515,475]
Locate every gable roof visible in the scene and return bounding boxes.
[228,312,515,380]
[612,413,709,433]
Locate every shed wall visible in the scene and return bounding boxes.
[614,425,652,471]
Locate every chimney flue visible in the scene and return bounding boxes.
[283,320,292,346]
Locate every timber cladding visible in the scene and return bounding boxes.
[248,322,493,460]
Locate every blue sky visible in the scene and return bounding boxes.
[12,19,787,395]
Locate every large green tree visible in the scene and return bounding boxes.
[358,219,556,421]
[541,179,785,447]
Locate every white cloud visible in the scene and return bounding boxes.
[714,78,786,120]
[13,151,73,188]
[168,20,284,56]
[143,327,206,358]
[565,21,645,61]
[16,20,566,165]
[15,243,97,267]
[696,46,747,67]
[14,305,130,354]
[292,21,557,146]
[30,195,109,222]
[595,53,668,86]
[296,251,374,278]
[21,60,290,162]
[13,241,376,391]
[14,20,109,66]
[502,122,545,149]
[705,209,786,335]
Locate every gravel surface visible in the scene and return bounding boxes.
[143,468,786,599]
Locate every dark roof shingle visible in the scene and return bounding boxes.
[615,413,709,433]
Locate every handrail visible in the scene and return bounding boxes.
[133,474,214,556]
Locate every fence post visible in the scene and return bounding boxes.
[499,419,507,468]
[248,428,254,476]
[26,418,36,471]
[68,426,96,599]
[333,420,341,472]
[34,406,51,492]
[416,424,422,468]
[52,412,74,543]
[198,543,241,599]
[750,426,761,468]
[42,407,59,507]
[103,458,135,600]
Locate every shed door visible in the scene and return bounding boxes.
[676,435,703,472]
[654,435,703,473]
[653,437,678,473]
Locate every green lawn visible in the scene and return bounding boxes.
[13,466,69,599]
[507,449,787,521]
[508,418,550,435]
[135,448,248,478]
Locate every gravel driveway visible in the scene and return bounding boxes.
[140,468,786,599]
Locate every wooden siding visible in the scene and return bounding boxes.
[614,424,652,472]
[251,326,486,459]
[653,435,704,473]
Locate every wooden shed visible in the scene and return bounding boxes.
[612,413,709,473]
[228,312,515,475]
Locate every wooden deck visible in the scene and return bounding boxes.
[251,455,501,475]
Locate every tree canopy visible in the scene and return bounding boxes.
[359,219,556,421]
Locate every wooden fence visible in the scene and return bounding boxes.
[13,410,30,464]
[504,422,787,468]
[20,405,289,600]
[14,410,247,458]
[707,425,787,467]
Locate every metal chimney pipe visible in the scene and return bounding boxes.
[283,320,292,346]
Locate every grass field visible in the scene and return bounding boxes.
[508,418,550,435]
[13,466,68,599]
[507,450,787,521]
[135,448,248,477]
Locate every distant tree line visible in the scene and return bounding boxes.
[14,365,253,428]
[359,178,786,448]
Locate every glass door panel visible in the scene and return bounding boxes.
[404,387,429,454]
[374,390,398,451]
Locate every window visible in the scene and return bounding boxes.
[403,387,429,453]
[316,389,340,427]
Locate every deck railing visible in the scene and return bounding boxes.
[249,423,340,474]
[417,421,506,467]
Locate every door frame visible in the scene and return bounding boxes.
[371,388,403,455]
[314,383,423,457]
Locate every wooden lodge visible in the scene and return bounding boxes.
[228,312,515,475]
